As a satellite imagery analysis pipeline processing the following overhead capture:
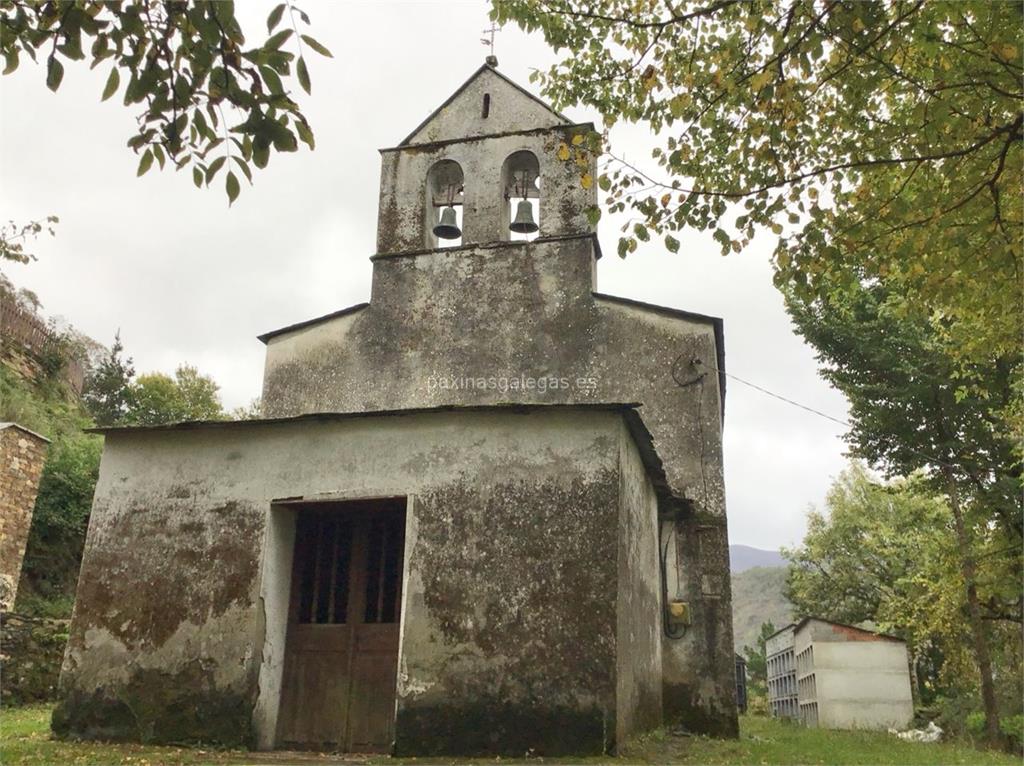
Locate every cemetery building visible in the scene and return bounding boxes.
[766,622,799,719]
[54,62,736,755]
[794,618,913,730]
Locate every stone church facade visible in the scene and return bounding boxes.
[55,64,736,754]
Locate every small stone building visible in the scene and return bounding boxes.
[0,422,49,611]
[55,63,736,754]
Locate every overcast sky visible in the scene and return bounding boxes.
[0,0,851,550]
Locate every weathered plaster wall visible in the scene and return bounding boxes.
[663,517,736,735]
[402,67,565,146]
[56,409,652,754]
[378,125,597,252]
[0,424,49,611]
[251,505,296,749]
[615,421,662,745]
[394,429,621,755]
[260,236,736,735]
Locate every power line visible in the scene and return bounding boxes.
[687,357,960,472]
[697,359,853,430]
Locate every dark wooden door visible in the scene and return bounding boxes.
[276,501,406,752]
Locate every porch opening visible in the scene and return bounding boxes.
[275,497,407,753]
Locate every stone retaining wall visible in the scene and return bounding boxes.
[0,612,70,705]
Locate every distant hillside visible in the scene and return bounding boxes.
[731,565,795,653]
[729,544,786,572]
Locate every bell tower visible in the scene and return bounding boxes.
[374,62,598,254]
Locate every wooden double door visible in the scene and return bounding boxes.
[276,500,406,752]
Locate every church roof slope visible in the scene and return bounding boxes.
[257,302,370,344]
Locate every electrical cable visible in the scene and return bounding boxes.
[688,357,961,472]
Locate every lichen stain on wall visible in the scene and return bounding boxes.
[71,499,261,649]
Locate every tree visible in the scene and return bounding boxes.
[785,278,1021,745]
[229,397,262,420]
[491,0,1022,365]
[786,464,1022,721]
[786,465,951,702]
[81,332,135,426]
[129,364,224,424]
[24,433,102,607]
[743,620,775,701]
[1,1,332,204]
[0,215,58,263]
[83,334,225,425]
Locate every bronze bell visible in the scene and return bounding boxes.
[509,199,539,234]
[433,206,461,240]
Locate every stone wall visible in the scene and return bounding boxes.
[0,612,70,704]
[0,424,49,610]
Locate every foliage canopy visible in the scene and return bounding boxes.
[786,464,1022,724]
[1,0,332,204]
[492,0,1023,363]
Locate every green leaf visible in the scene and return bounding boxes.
[232,156,253,183]
[295,119,315,150]
[46,56,64,92]
[206,155,227,183]
[633,223,650,242]
[260,65,285,96]
[226,171,240,205]
[265,29,293,51]
[252,137,271,169]
[101,67,119,101]
[300,34,333,58]
[3,49,19,76]
[136,149,154,177]
[665,234,680,253]
[267,3,286,33]
[193,166,204,188]
[296,57,310,94]
[265,120,298,152]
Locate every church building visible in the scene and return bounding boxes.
[54,62,737,755]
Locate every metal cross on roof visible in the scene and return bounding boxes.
[481,22,500,58]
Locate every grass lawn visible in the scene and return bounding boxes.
[1,705,1017,766]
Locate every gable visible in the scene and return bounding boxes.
[400,65,569,146]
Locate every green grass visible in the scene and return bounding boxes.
[0,706,247,766]
[1,705,1017,766]
[624,715,1019,765]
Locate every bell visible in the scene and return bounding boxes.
[509,199,539,234]
[433,206,461,240]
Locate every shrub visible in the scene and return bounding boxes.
[1001,714,1023,755]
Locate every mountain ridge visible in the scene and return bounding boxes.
[727,546,794,652]
[729,544,786,573]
